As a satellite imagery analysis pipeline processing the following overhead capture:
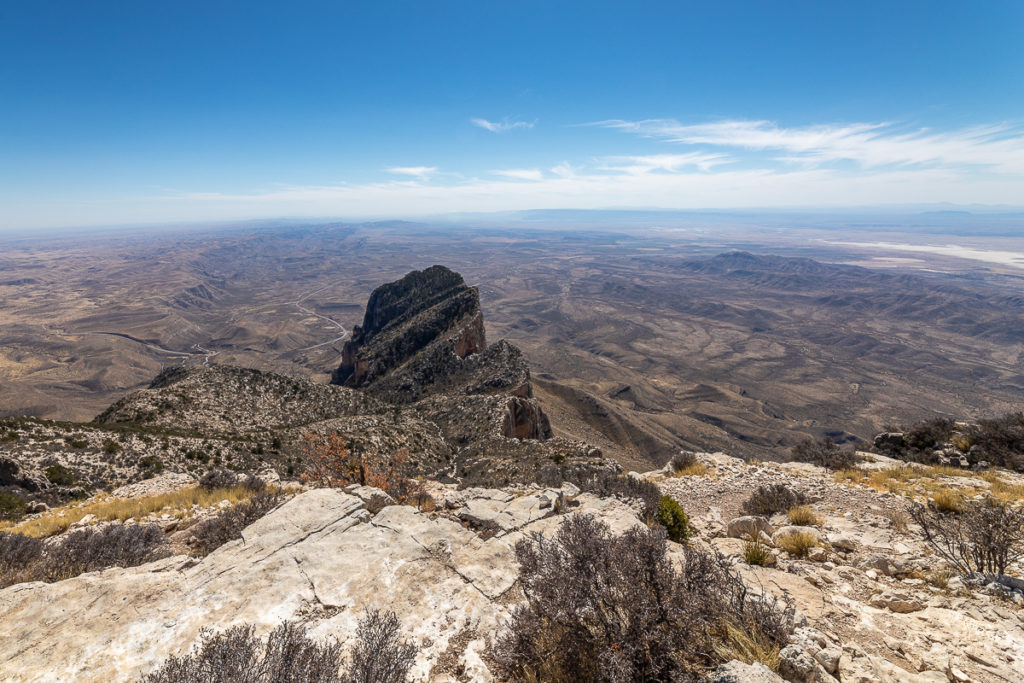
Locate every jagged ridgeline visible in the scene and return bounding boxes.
[88,265,605,488]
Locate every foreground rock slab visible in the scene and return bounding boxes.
[0,488,640,682]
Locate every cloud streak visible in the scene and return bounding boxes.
[386,166,437,179]
[471,117,536,133]
[599,118,1024,173]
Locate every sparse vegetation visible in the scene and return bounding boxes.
[787,504,822,527]
[790,436,857,470]
[775,530,820,558]
[143,610,416,683]
[0,524,169,588]
[491,514,793,680]
[188,489,283,555]
[142,621,344,683]
[743,538,772,566]
[346,608,418,683]
[0,485,262,538]
[44,464,76,486]
[0,492,28,520]
[655,495,693,542]
[667,451,707,476]
[930,487,965,513]
[910,496,1024,576]
[742,483,805,517]
[963,413,1024,471]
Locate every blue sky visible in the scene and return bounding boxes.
[2,1,1023,229]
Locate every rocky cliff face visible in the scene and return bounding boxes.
[332,265,487,393]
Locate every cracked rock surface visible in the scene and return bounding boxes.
[0,486,639,682]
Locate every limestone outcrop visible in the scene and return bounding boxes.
[0,486,639,682]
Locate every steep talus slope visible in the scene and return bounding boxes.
[96,365,381,436]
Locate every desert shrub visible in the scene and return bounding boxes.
[346,608,418,683]
[44,464,76,486]
[742,484,805,517]
[775,531,819,558]
[1,524,169,587]
[0,531,45,588]
[0,492,28,520]
[103,439,122,454]
[139,455,164,475]
[143,621,343,683]
[199,468,242,490]
[786,505,822,527]
[300,432,423,503]
[491,514,793,680]
[743,538,772,567]
[904,418,957,452]
[963,413,1024,471]
[910,496,1024,576]
[43,523,170,581]
[189,490,283,555]
[655,495,693,542]
[790,437,857,470]
[564,469,662,521]
[668,451,696,473]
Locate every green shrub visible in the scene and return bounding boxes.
[103,439,122,454]
[656,495,693,542]
[45,464,76,486]
[790,437,857,470]
[0,492,28,520]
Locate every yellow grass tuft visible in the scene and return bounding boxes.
[672,462,709,477]
[930,487,964,513]
[1,485,259,538]
[776,530,820,558]
[787,505,823,527]
[714,621,781,672]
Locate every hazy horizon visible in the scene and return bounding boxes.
[2,2,1023,231]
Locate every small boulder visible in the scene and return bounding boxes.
[827,533,856,551]
[868,590,923,613]
[727,515,774,540]
[343,485,395,514]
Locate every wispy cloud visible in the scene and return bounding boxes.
[598,153,728,174]
[599,118,1024,173]
[491,168,544,181]
[46,117,1021,228]
[471,117,536,133]
[386,166,437,179]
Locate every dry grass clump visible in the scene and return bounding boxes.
[787,505,823,527]
[980,471,1024,503]
[714,620,782,673]
[930,488,965,513]
[668,451,708,477]
[1,485,259,538]
[743,538,773,566]
[776,530,820,558]
[491,514,794,679]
